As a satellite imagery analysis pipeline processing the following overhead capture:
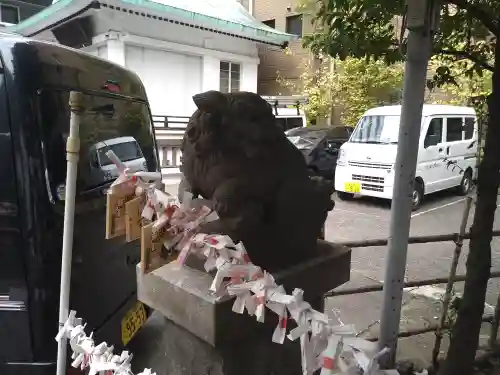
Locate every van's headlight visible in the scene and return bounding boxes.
[337,149,347,166]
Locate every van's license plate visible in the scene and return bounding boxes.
[121,301,147,345]
[344,182,361,193]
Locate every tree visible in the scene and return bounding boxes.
[428,57,492,108]
[303,1,499,374]
[278,52,404,126]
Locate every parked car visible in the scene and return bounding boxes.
[286,126,353,180]
[0,32,159,374]
[334,105,478,210]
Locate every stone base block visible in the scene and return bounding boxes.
[137,240,351,347]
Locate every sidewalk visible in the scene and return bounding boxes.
[326,270,493,368]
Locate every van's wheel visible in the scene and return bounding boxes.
[412,180,424,211]
[458,169,472,196]
[337,191,354,201]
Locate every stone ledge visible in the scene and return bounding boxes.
[137,240,351,347]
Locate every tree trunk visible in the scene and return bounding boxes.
[440,41,500,375]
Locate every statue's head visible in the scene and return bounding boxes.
[186,91,283,158]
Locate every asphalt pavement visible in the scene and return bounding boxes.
[324,188,500,366]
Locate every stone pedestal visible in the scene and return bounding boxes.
[136,240,351,375]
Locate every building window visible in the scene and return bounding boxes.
[0,4,19,24]
[286,14,302,37]
[263,19,275,28]
[220,61,241,93]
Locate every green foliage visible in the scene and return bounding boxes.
[304,0,499,92]
[428,56,492,126]
[278,51,404,126]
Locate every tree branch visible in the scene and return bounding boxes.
[446,0,499,35]
[434,48,495,72]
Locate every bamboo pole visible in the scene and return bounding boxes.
[365,314,493,342]
[488,292,500,348]
[431,197,473,367]
[338,230,500,248]
[325,271,500,297]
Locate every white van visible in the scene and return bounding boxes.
[87,136,148,187]
[335,105,478,210]
[262,95,308,131]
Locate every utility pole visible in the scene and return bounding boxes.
[378,0,441,368]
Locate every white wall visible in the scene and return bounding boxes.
[125,45,202,116]
[81,44,108,59]
[92,31,260,117]
[241,62,258,92]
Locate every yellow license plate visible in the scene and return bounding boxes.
[121,301,147,345]
[344,182,361,193]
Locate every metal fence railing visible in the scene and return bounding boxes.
[328,196,500,366]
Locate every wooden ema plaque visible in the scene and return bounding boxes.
[140,221,177,274]
[106,193,134,239]
[125,195,147,242]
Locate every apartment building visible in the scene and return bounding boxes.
[237,0,313,95]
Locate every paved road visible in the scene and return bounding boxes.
[325,188,500,307]
[324,188,500,366]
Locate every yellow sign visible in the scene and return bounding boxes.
[121,301,147,345]
[344,182,361,193]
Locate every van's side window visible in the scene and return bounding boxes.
[425,117,443,144]
[446,117,463,142]
[464,117,475,140]
[37,90,158,194]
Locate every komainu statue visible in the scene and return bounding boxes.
[180,90,334,271]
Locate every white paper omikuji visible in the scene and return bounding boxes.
[56,312,157,375]
[174,221,387,375]
[137,369,157,375]
[227,281,259,315]
[129,171,163,181]
[105,150,127,173]
[103,184,399,375]
[286,289,316,374]
[319,334,343,375]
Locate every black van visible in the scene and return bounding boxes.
[0,33,159,374]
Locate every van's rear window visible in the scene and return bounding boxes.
[37,90,158,194]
